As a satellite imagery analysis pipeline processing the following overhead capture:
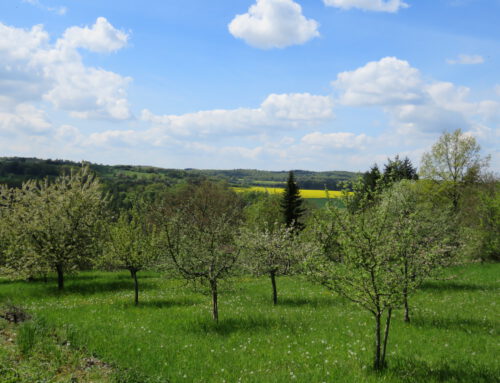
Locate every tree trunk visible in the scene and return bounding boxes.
[270,270,278,305]
[56,264,64,290]
[210,279,219,322]
[373,312,382,370]
[403,261,410,323]
[131,269,139,305]
[381,308,393,368]
[403,289,410,323]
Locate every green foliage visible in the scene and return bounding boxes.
[281,171,305,231]
[104,212,156,273]
[420,129,490,209]
[383,155,418,184]
[243,192,283,231]
[307,180,459,369]
[101,204,159,304]
[1,166,108,288]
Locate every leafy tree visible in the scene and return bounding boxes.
[306,181,456,370]
[0,181,51,280]
[239,223,301,305]
[281,171,305,231]
[101,205,158,305]
[420,129,490,209]
[5,166,107,289]
[158,181,243,322]
[244,193,283,232]
[381,181,458,322]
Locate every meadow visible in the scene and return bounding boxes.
[0,263,498,383]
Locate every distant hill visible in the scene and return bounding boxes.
[0,157,359,209]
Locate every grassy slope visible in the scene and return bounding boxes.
[0,264,499,383]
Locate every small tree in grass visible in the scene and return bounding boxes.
[102,205,158,305]
[381,180,458,322]
[239,223,300,305]
[306,181,456,370]
[158,181,243,322]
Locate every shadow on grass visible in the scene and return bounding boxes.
[31,280,157,297]
[278,296,338,308]
[420,281,496,292]
[388,357,500,383]
[410,315,497,335]
[188,316,286,336]
[134,298,201,308]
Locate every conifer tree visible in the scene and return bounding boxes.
[281,171,305,231]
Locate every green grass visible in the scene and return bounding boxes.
[0,264,499,382]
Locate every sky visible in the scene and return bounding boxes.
[0,0,499,172]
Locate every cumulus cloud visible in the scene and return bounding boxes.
[323,0,408,13]
[228,0,319,49]
[334,57,424,106]
[60,17,129,53]
[0,19,131,120]
[333,56,500,138]
[141,93,334,136]
[0,104,52,135]
[446,54,484,65]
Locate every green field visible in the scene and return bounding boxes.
[1,264,499,382]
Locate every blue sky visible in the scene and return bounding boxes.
[0,0,498,171]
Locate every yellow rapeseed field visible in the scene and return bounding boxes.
[232,186,344,199]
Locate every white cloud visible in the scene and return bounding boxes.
[323,0,408,13]
[22,0,67,15]
[333,57,424,106]
[301,131,371,149]
[495,85,500,96]
[60,17,129,53]
[446,54,484,65]
[0,104,52,135]
[333,56,500,140]
[228,0,319,49]
[0,20,131,120]
[141,93,334,136]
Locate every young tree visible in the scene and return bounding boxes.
[102,205,158,305]
[7,166,107,289]
[381,181,458,322]
[281,171,305,231]
[158,181,243,322]
[239,223,299,305]
[306,181,456,369]
[420,129,490,209]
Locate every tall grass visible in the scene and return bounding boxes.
[0,264,498,382]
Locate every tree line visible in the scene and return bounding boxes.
[0,129,497,371]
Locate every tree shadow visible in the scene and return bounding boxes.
[420,281,496,292]
[278,296,338,308]
[37,280,156,297]
[134,298,201,308]
[389,356,500,383]
[410,315,498,335]
[188,316,286,336]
